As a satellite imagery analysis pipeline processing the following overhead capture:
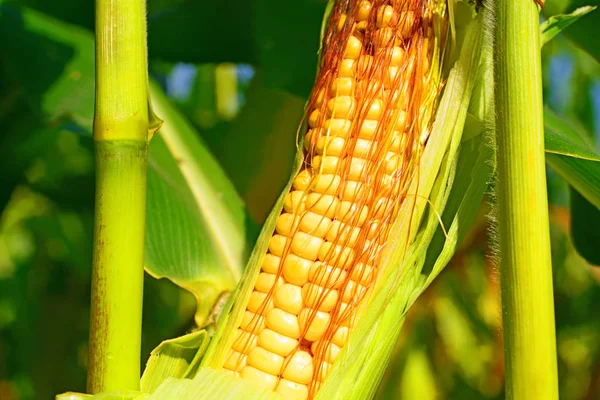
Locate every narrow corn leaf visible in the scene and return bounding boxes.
[545,0,600,62]
[145,81,259,326]
[540,6,597,47]
[544,108,600,209]
[140,330,210,393]
[570,188,600,265]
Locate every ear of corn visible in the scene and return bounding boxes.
[200,1,490,399]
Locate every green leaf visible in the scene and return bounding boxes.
[147,82,259,325]
[540,6,597,46]
[544,108,600,209]
[141,330,209,393]
[549,0,600,61]
[570,188,600,265]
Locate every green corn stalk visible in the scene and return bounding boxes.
[86,0,160,393]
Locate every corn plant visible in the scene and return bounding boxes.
[12,0,591,399]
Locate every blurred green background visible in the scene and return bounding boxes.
[0,0,599,399]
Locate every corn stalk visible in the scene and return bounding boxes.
[87,0,152,393]
[493,0,559,398]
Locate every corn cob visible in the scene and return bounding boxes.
[223,1,445,398]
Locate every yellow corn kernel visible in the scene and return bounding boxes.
[358,119,379,139]
[312,174,342,195]
[356,20,368,32]
[275,379,309,400]
[357,1,372,22]
[364,99,383,120]
[318,242,355,270]
[399,11,416,38]
[308,109,320,128]
[241,366,278,390]
[327,96,355,119]
[384,66,400,88]
[316,136,346,157]
[316,361,334,382]
[241,311,266,332]
[311,341,342,364]
[312,155,339,175]
[224,349,247,372]
[282,254,313,286]
[340,308,358,328]
[248,346,285,375]
[232,329,258,353]
[342,280,368,303]
[293,169,313,191]
[395,111,408,133]
[340,180,371,203]
[284,190,306,214]
[351,138,375,158]
[346,157,368,180]
[373,196,392,219]
[309,263,347,289]
[366,220,387,239]
[299,308,331,341]
[386,154,403,174]
[344,35,362,60]
[273,283,304,315]
[261,254,281,274]
[324,118,353,138]
[330,77,354,97]
[305,193,340,219]
[332,325,350,347]
[298,212,331,239]
[276,213,298,237]
[336,201,369,226]
[255,272,282,293]
[326,220,361,247]
[266,308,301,339]
[337,14,347,31]
[268,234,288,257]
[313,88,325,108]
[376,5,397,28]
[390,131,406,153]
[290,232,324,261]
[373,27,396,48]
[388,46,405,66]
[248,291,274,313]
[302,283,339,312]
[259,329,299,357]
[350,263,375,286]
[338,59,356,78]
[282,350,314,385]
